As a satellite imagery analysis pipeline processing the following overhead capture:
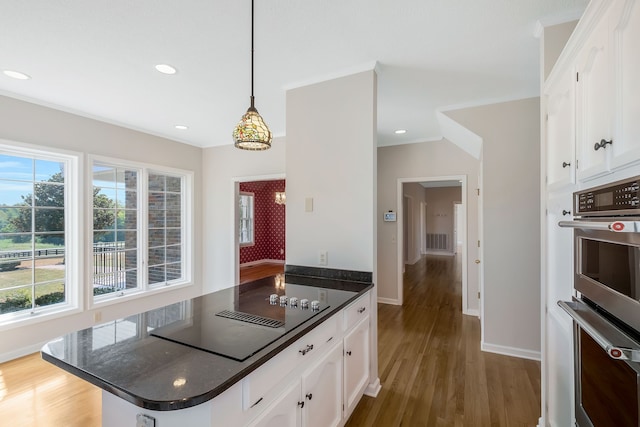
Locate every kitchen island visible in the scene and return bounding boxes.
[41,271,373,426]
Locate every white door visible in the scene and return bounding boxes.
[301,343,343,427]
[343,318,370,419]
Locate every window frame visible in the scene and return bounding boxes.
[0,139,82,329]
[89,155,193,308]
[238,191,255,247]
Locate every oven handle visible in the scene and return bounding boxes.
[557,220,640,232]
[558,300,640,362]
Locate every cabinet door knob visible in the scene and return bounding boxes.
[298,401,305,408]
[346,350,352,356]
[562,161,571,168]
[562,210,571,216]
[357,307,366,314]
[475,259,481,264]
[306,393,313,400]
[594,139,613,151]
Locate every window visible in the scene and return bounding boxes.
[0,146,78,322]
[91,158,191,302]
[239,192,254,246]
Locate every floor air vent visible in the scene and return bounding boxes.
[215,310,284,328]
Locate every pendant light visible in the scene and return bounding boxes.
[232,0,272,150]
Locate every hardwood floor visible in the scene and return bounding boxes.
[239,262,284,284]
[345,255,541,427]
[0,257,539,426]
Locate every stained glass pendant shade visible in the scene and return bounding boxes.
[233,0,272,150]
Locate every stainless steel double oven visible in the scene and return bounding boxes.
[559,175,640,427]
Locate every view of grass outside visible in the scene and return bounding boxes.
[0,153,69,316]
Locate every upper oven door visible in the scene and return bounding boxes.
[560,218,640,332]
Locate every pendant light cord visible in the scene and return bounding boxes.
[250,0,255,109]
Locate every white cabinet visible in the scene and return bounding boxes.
[301,343,343,427]
[249,343,343,427]
[343,316,370,419]
[545,69,576,191]
[572,0,640,181]
[575,6,612,181]
[247,381,301,427]
[610,0,640,170]
[245,291,371,427]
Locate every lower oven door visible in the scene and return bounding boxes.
[559,299,640,427]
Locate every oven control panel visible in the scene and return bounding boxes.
[576,176,640,216]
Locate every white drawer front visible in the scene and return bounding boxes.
[242,314,340,412]
[343,292,370,332]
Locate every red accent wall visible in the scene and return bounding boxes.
[239,179,286,264]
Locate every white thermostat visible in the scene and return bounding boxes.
[383,211,396,222]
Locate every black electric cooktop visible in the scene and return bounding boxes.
[150,277,334,361]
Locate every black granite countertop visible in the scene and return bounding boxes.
[41,272,372,411]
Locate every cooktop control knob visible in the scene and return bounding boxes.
[279,295,288,306]
[311,300,320,311]
[300,298,309,309]
[269,294,278,305]
[289,297,299,307]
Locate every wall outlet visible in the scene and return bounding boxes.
[318,250,328,266]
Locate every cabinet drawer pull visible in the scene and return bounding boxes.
[594,139,613,151]
[298,401,305,408]
[306,393,313,400]
[357,307,366,314]
[562,210,571,216]
[299,344,314,355]
[562,161,571,168]
[346,350,352,356]
[250,397,263,408]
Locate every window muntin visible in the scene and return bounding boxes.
[92,163,140,297]
[239,192,254,246]
[91,158,188,302]
[148,172,183,286]
[0,152,71,320]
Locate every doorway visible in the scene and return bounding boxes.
[232,174,286,285]
[397,175,470,314]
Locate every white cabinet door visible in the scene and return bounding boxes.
[545,192,574,309]
[611,0,640,170]
[343,317,370,419]
[545,310,575,427]
[575,7,613,181]
[247,381,301,427]
[546,70,576,191]
[301,343,343,427]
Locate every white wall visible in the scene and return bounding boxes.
[285,71,377,273]
[425,186,462,253]
[402,183,426,264]
[377,140,480,309]
[446,97,541,359]
[0,95,203,362]
[201,139,286,293]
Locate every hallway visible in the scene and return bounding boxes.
[346,255,541,426]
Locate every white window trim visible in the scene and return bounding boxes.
[0,139,82,331]
[88,155,193,309]
[239,191,255,247]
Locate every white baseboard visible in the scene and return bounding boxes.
[463,308,480,317]
[239,259,285,267]
[0,341,46,364]
[424,250,455,257]
[537,416,544,427]
[481,342,541,361]
[377,297,401,305]
[364,377,381,397]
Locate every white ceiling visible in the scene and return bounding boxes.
[0,0,588,149]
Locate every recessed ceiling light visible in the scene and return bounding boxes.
[394,129,407,134]
[3,70,31,80]
[175,125,188,130]
[155,64,177,75]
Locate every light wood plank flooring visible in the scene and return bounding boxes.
[0,256,539,426]
[239,262,284,284]
[345,255,541,426]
